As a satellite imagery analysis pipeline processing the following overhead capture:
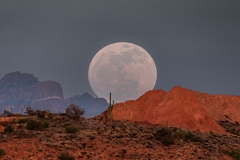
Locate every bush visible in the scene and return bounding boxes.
[65,103,84,121]
[43,120,50,128]
[25,106,35,115]
[18,118,28,124]
[154,127,172,140]
[154,127,175,146]
[155,127,200,146]
[161,135,175,146]
[58,153,75,160]
[223,149,240,160]
[173,130,185,139]
[4,125,14,133]
[0,148,6,157]
[185,131,199,142]
[65,125,79,134]
[26,119,44,131]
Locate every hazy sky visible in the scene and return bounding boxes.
[0,0,240,98]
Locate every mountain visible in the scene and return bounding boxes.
[111,86,240,134]
[31,81,65,113]
[0,71,65,113]
[65,92,109,118]
[0,71,108,117]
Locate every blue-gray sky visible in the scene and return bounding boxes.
[0,0,240,98]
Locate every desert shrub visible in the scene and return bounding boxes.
[43,120,50,128]
[18,118,28,124]
[155,127,175,146]
[4,125,14,133]
[154,127,172,140]
[25,106,35,115]
[36,110,51,119]
[173,130,185,139]
[223,149,240,160]
[185,131,199,142]
[58,153,75,160]
[161,135,175,146]
[173,127,178,132]
[65,125,79,134]
[26,119,44,131]
[0,148,6,157]
[65,103,84,121]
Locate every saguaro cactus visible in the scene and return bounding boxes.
[105,92,114,122]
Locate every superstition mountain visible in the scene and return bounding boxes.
[0,71,108,117]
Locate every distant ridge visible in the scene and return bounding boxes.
[0,71,108,117]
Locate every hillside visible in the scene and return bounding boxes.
[112,86,240,134]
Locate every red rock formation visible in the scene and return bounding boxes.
[195,92,240,123]
[112,86,236,134]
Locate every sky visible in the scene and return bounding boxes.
[0,0,240,99]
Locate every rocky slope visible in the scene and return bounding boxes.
[0,116,235,159]
[112,86,240,134]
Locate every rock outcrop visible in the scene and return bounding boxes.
[65,92,109,118]
[112,86,240,134]
[0,72,39,113]
[31,81,65,113]
[0,72,65,113]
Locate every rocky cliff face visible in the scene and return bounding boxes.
[31,81,65,113]
[65,92,109,118]
[112,86,240,134]
[0,72,65,113]
[0,72,39,113]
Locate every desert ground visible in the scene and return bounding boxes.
[0,113,238,160]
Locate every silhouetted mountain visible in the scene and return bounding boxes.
[0,71,108,117]
[65,92,109,118]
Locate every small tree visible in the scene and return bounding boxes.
[25,106,35,116]
[65,103,84,121]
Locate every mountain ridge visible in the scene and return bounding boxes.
[0,71,108,117]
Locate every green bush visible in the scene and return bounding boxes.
[0,148,6,157]
[161,135,175,146]
[43,120,50,128]
[26,119,44,131]
[173,130,185,139]
[18,118,28,124]
[223,149,240,160]
[4,125,14,133]
[65,125,79,134]
[154,127,175,146]
[185,131,199,142]
[154,127,171,140]
[58,153,75,160]
[65,103,85,121]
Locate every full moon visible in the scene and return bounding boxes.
[88,42,157,102]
